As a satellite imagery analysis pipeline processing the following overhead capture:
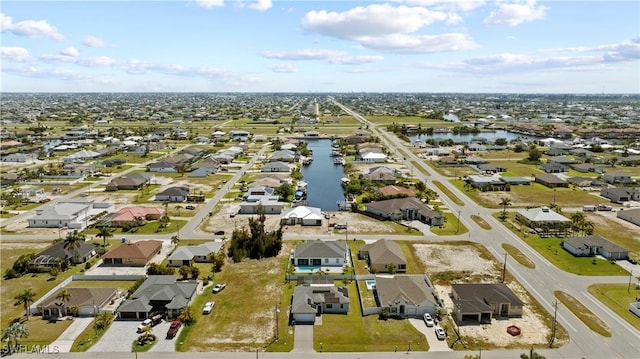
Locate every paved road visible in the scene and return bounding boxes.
[330,98,640,359]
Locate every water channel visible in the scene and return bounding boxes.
[410,129,538,143]
[300,139,346,211]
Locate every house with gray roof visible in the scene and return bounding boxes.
[28,199,113,230]
[617,208,640,227]
[602,172,633,185]
[562,235,628,260]
[29,241,99,272]
[155,186,190,202]
[292,241,349,268]
[374,275,439,318]
[451,283,524,324]
[269,149,297,162]
[358,239,406,273]
[600,187,640,203]
[515,206,571,235]
[540,162,569,174]
[105,172,153,191]
[291,285,350,324]
[117,275,198,320]
[365,197,443,226]
[262,161,291,172]
[534,173,569,188]
[168,242,223,267]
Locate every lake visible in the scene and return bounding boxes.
[410,129,537,144]
[301,139,346,211]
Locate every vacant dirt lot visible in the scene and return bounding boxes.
[415,243,558,348]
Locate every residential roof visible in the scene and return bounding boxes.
[375,275,438,307]
[452,283,524,313]
[564,235,628,254]
[376,185,416,197]
[360,239,406,267]
[102,240,163,261]
[34,241,99,261]
[168,242,223,261]
[281,206,323,221]
[32,202,92,221]
[293,240,348,259]
[40,287,118,309]
[291,285,350,315]
[111,206,165,222]
[130,275,197,303]
[366,197,442,221]
[156,186,190,197]
[535,173,568,184]
[516,207,570,223]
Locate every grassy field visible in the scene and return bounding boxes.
[83,219,187,236]
[588,283,640,331]
[502,243,536,269]
[587,212,640,260]
[496,213,629,276]
[425,162,478,178]
[313,281,429,352]
[554,291,611,337]
[70,318,109,352]
[432,180,464,206]
[410,160,432,176]
[471,214,492,230]
[430,212,468,236]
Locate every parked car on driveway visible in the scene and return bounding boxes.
[434,326,446,340]
[166,320,181,339]
[137,314,162,332]
[212,283,226,293]
[202,301,214,314]
[185,205,196,210]
[423,313,434,327]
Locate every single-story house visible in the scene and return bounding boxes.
[105,173,153,191]
[102,240,163,266]
[63,149,102,163]
[291,285,350,324]
[466,175,508,191]
[451,283,524,324]
[562,235,629,260]
[239,198,285,214]
[262,161,291,173]
[18,186,45,199]
[155,186,190,202]
[28,199,113,230]
[168,241,223,267]
[1,153,35,163]
[600,187,640,203]
[36,287,119,318]
[374,275,439,318]
[501,177,531,186]
[602,172,633,185]
[465,156,489,165]
[189,167,217,178]
[269,149,296,162]
[117,275,197,319]
[534,173,569,188]
[365,197,444,226]
[570,163,599,173]
[515,206,571,234]
[148,161,178,173]
[360,152,387,163]
[29,241,99,272]
[548,156,578,165]
[617,208,640,227]
[281,206,323,226]
[477,163,507,174]
[103,206,165,227]
[376,185,416,197]
[358,239,406,273]
[292,240,349,268]
[540,162,569,174]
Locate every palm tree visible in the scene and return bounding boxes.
[63,231,86,263]
[96,227,114,248]
[1,322,29,351]
[14,288,36,319]
[171,235,180,247]
[56,289,72,317]
[570,212,586,235]
[94,311,114,331]
[499,197,512,220]
[175,205,182,216]
[140,324,153,342]
[177,305,195,325]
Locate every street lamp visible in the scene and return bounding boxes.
[502,252,508,283]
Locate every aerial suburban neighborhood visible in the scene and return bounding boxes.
[1,92,638,359]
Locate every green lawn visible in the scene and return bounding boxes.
[496,213,629,276]
[471,214,492,230]
[83,220,187,236]
[70,321,109,352]
[432,180,464,206]
[313,282,429,352]
[587,213,640,260]
[502,243,535,269]
[555,291,611,337]
[430,212,468,236]
[588,283,640,331]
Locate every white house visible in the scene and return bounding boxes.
[28,199,113,230]
[281,206,323,226]
[360,152,387,163]
[292,241,349,268]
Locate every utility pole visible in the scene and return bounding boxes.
[549,300,558,347]
[628,270,634,293]
[456,210,461,234]
[502,252,508,283]
[275,302,279,341]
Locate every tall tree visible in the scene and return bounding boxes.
[177,305,195,325]
[63,231,86,263]
[56,289,72,317]
[1,322,29,351]
[96,227,114,248]
[499,197,512,220]
[14,288,36,319]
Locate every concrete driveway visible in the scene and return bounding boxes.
[88,321,140,352]
[49,317,94,352]
[147,320,181,352]
[408,318,452,352]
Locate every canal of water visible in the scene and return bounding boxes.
[301,139,346,211]
[410,129,538,143]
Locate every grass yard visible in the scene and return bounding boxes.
[430,212,468,236]
[313,282,429,352]
[554,291,611,337]
[496,213,629,276]
[432,180,464,206]
[425,162,477,178]
[588,283,640,331]
[502,243,535,269]
[70,320,109,352]
[83,220,187,236]
[588,213,640,260]
[177,242,293,352]
[410,160,432,176]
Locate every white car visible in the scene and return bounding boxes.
[212,283,226,293]
[434,326,446,340]
[423,313,434,327]
[202,301,214,314]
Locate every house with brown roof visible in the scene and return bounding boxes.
[36,287,118,318]
[103,206,165,228]
[374,275,440,318]
[102,240,163,266]
[376,185,416,197]
[358,239,406,273]
[365,197,443,226]
[534,173,569,188]
[451,283,524,325]
[105,173,153,191]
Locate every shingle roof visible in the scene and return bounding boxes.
[375,275,438,306]
[516,207,570,223]
[360,239,406,267]
[102,240,162,261]
[564,235,628,254]
[291,286,350,314]
[452,283,524,310]
[293,241,348,259]
[168,242,223,261]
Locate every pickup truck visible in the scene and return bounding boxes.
[166,320,181,339]
[137,314,162,332]
[597,204,613,211]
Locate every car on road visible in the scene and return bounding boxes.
[202,301,214,314]
[38,198,51,203]
[166,320,181,339]
[434,326,446,340]
[217,185,222,189]
[185,205,196,210]
[212,283,226,293]
[423,313,434,327]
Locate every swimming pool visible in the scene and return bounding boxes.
[296,266,320,273]
[365,280,376,290]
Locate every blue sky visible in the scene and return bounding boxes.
[1,0,639,93]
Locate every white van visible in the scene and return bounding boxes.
[583,205,597,212]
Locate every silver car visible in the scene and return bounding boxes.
[434,326,446,340]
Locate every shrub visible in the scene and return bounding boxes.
[4,268,20,279]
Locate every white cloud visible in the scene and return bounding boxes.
[0,13,64,41]
[82,36,113,48]
[484,0,548,26]
[60,47,79,57]
[406,0,486,12]
[541,37,640,61]
[261,48,384,65]
[0,46,31,62]
[329,55,384,65]
[302,4,461,40]
[360,33,479,54]
[40,53,116,67]
[266,63,298,73]
[248,0,272,11]
[195,0,224,9]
